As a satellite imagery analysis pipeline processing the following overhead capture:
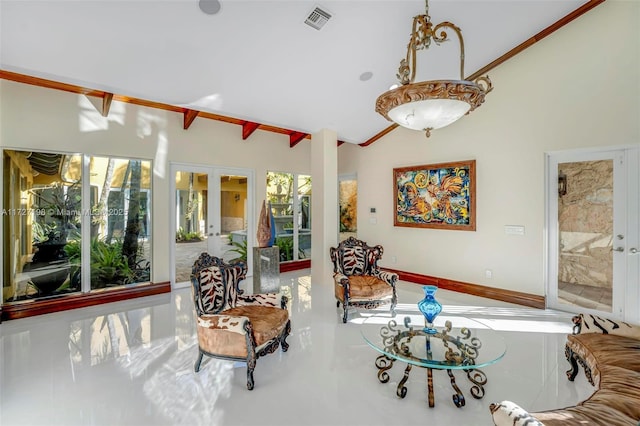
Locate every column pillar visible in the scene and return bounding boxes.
[310,129,338,287]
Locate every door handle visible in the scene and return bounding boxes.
[630,248,638,254]
[613,247,624,252]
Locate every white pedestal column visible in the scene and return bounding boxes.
[310,129,338,288]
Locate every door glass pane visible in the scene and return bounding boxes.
[174,170,207,283]
[2,150,82,302]
[557,160,613,312]
[221,174,248,263]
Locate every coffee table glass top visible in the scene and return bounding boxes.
[361,313,506,370]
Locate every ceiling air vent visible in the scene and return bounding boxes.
[304,6,332,30]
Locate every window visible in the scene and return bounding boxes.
[339,174,357,241]
[266,172,311,262]
[2,149,152,305]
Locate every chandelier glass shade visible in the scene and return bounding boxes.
[375,1,493,137]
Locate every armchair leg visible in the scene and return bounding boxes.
[194,351,204,373]
[342,288,350,323]
[246,369,255,390]
[391,291,398,316]
[336,299,349,323]
[565,345,580,381]
[246,352,256,390]
[280,320,291,352]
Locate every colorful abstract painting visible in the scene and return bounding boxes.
[394,160,476,231]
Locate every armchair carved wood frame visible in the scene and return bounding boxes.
[330,237,398,323]
[190,253,291,390]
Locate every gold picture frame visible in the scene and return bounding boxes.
[393,160,476,231]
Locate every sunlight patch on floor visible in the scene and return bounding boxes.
[354,304,572,334]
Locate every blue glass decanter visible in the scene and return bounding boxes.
[418,285,442,334]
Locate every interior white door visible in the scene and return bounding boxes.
[547,147,638,320]
[624,147,640,324]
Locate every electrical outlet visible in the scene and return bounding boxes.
[485,269,492,279]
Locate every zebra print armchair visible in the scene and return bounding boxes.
[190,253,291,390]
[329,237,398,323]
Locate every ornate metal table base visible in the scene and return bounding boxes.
[372,318,489,408]
[375,354,487,408]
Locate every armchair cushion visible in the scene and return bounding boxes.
[534,400,637,426]
[340,275,395,302]
[566,333,640,387]
[590,364,640,421]
[197,314,250,358]
[224,305,289,349]
[493,402,637,426]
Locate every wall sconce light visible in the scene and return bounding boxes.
[558,171,567,197]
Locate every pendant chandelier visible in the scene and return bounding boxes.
[375,0,493,137]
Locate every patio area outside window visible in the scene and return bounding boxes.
[2,149,152,305]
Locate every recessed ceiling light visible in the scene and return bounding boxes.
[199,0,221,15]
[359,72,373,82]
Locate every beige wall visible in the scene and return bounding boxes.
[0,81,311,283]
[338,0,639,296]
[1,1,638,298]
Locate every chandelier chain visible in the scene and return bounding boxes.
[400,12,466,85]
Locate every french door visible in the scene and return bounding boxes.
[170,163,253,287]
[546,147,639,322]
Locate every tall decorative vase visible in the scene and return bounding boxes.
[256,200,272,248]
[267,201,276,247]
[418,285,442,334]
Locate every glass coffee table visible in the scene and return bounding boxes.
[361,313,506,408]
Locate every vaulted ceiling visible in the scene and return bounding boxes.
[0,0,602,145]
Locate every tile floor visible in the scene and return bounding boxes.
[558,280,612,313]
[0,270,595,426]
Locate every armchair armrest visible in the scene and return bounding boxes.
[572,313,640,340]
[374,270,398,287]
[237,293,288,310]
[333,272,350,286]
[489,401,544,426]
